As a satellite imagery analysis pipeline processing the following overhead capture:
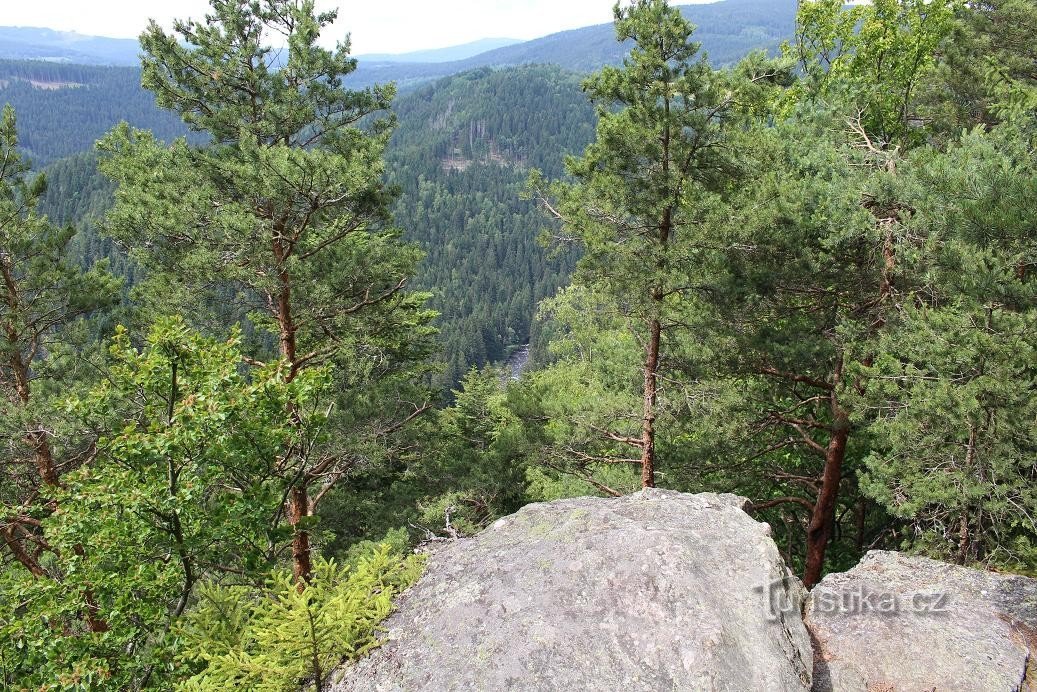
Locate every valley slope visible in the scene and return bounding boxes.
[0,0,794,387]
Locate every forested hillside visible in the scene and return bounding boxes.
[1,0,792,386]
[22,64,595,385]
[0,61,189,165]
[388,66,594,383]
[455,0,795,69]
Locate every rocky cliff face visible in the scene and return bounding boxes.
[330,490,1037,691]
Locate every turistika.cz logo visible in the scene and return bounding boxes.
[756,576,952,621]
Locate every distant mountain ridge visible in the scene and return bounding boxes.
[0,27,521,67]
[0,27,141,65]
[0,0,798,167]
[356,38,522,64]
[348,0,797,88]
[1,0,797,81]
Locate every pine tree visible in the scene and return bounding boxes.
[713,0,959,586]
[852,117,1037,569]
[98,0,436,583]
[922,0,1037,134]
[529,0,739,489]
[0,104,119,587]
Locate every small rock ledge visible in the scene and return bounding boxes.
[807,551,1037,692]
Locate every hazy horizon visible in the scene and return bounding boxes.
[1,0,721,55]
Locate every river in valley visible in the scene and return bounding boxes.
[503,344,531,381]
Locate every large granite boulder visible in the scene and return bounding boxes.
[331,489,813,691]
[806,551,1037,691]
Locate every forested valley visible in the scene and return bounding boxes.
[2,0,1036,688]
[0,59,593,387]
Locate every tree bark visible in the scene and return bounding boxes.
[957,424,979,564]
[640,317,661,488]
[636,92,673,491]
[4,335,60,575]
[271,229,314,585]
[11,348,58,487]
[3,201,110,634]
[1,525,46,578]
[803,407,850,589]
[18,348,108,630]
[854,498,867,554]
[272,232,299,379]
[6,321,60,488]
[290,485,312,588]
[27,430,60,489]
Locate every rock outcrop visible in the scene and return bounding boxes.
[806,550,1037,692]
[330,492,1037,691]
[331,489,814,691]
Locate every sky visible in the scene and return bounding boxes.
[1,0,719,55]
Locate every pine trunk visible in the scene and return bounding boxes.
[640,318,661,488]
[4,340,59,575]
[7,324,61,487]
[290,486,313,588]
[636,94,672,491]
[957,424,980,564]
[8,344,109,628]
[71,542,110,633]
[803,409,849,588]
[272,231,313,585]
[1,526,45,578]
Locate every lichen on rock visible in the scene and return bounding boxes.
[330,489,813,691]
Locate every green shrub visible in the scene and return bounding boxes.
[177,545,423,691]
